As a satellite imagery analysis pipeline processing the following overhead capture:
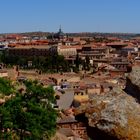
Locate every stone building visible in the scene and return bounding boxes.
[57,115,88,140]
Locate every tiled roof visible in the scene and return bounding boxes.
[57,115,77,124]
[9,45,50,49]
[59,45,82,50]
[107,42,127,46]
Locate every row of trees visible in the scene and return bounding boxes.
[0,51,70,73]
[0,78,57,140]
[0,50,97,73]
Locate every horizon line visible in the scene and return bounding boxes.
[0,31,140,35]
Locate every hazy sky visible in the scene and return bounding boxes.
[0,0,140,33]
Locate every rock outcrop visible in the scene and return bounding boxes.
[74,88,140,140]
[51,132,68,140]
[127,66,140,89]
[125,66,140,102]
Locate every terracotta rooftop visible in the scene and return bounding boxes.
[9,45,50,49]
[57,115,77,124]
[59,45,82,50]
[107,42,128,46]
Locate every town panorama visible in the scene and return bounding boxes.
[0,28,140,140]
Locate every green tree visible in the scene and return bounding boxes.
[0,80,57,140]
[75,53,80,71]
[85,55,90,71]
[0,52,3,63]
[0,78,15,96]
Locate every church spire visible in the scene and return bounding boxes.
[59,25,62,33]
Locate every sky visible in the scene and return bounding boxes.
[0,0,140,33]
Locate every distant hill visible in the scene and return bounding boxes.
[0,31,140,39]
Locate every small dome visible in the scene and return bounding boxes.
[54,26,66,39]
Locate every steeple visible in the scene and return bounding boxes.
[59,25,62,33]
[53,25,66,40]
